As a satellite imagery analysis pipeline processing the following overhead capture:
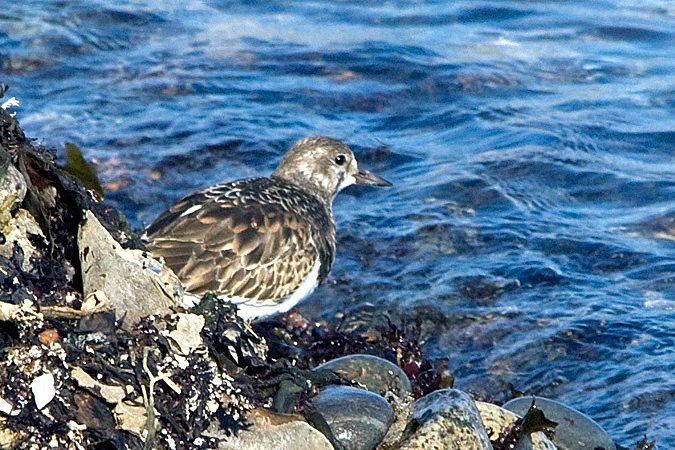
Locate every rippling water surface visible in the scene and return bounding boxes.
[4,0,675,446]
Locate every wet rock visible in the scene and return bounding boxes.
[312,385,394,450]
[476,401,557,450]
[398,388,492,450]
[212,408,334,450]
[314,354,414,450]
[315,354,412,400]
[503,397,616,450]
[78,210,183,328]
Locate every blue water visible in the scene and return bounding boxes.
[3,0,675,446]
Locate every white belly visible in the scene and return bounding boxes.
[181,257,322,321]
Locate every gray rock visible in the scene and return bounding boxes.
[312,385,394,450]
[0,209,43,272]
[0,147,26,232]
[378,393,413,450]
[159,313,205,355]
[78,210,183,328]
[503,397,616,450]
[213,408,334,450]
[315,354,412,400]
[314,354,414,450]
[476,401,557,450]
[398,388,492,450]
[71,367,126,405]
[0,147,37,271]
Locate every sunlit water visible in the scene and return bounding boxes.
[4,0,675,446]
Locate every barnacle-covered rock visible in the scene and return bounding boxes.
[397,388,492,450]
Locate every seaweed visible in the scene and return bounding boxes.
[490,397,557,450]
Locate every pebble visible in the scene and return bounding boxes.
[503,396,616,450]
[315,354,412,400]
[312,385,394,450]
[30,372,56,410]
[398,388,492,450]
[38,329,59,346]
[0,395,16,416]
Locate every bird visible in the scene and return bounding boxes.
[144,136,391,321]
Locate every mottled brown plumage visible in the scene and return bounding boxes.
[145,136,391,320]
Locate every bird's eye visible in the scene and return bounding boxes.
[335,154,347,166]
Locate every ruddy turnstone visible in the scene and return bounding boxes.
[145,136,391,320]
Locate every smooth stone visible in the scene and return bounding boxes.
[503,397,616,450]
[398,388,492,450]
[476,401,557,450]
[315,354,412,399]
[312,385,394,450]
[313,354,413,449]
[30,373,56,410]
[213,408,334,450]
[78,210,184,329]
[0,396,15,416]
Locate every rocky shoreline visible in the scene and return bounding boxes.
[0,101,644,450]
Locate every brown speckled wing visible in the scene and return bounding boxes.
[146,178,332,303]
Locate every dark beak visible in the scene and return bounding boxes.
[354,168,392,187]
